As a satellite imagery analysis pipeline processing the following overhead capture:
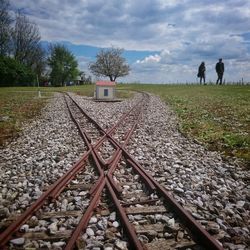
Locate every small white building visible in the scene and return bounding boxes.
[95,81,116,100]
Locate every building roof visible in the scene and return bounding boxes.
[96,81,116,86]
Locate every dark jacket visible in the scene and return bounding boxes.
[198,63,205,77]
[216,62,224,74]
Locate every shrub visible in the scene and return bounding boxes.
[0,56,36,86]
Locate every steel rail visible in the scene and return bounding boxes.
[106,112,156,193]
[66,92,146,144]
[150,175,224,250]
[66,92,147,173]
[66,92,223,249]
[0,152,89,247]
[71,91,223,250]
[105,179,146,250]
[0,92,148,248]
[65,93,143,167]
[0,92,148,246]
[64,93,149,249]
[112,142,224,250]
[106,109,146,193]
[71,91,147,189]
[64,94,124,197]
[0,93,130,246]
[65,93,148,249]
[49,96,105,199]
[64,177,146,250]
[64,176,106,250]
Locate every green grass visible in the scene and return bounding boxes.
[1,84,249,167]
[0,85,94,146]
[118,84,250,166]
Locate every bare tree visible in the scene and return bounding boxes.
[12,11,41,66]
[89,47,130,81]
[0,0,12,55]
[31,45,47,81]
[11,11,46,80]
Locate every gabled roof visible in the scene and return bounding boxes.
[96,81,116,86]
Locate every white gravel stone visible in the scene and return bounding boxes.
[86,227,95,236]
[115,240,128,250]
[167,218,175,228]
[89,216,98,224]
[20,224,29,232]
[112,221,119,228]
[48,222,58,234]
[109,211,116,222]
[52,241,66,247]
[10,238,25,245]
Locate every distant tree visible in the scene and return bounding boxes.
[0,55,35,86]
[89,47,130,81]
[0,0,12,55]
[48,44,79,86]
[79,71,92,84]
[12,12,44,67]
[11,11,47,84]
[0,7,45,86]
[31,45,47,83]
[86,75,92,84]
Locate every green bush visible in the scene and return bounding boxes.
[0,56,36,86]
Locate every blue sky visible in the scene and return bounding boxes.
[10,0,250,83]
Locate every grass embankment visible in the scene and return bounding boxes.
[118,84,250,166]
[0,85,249,167]
[0,86,95,146]
[0,88,51,146]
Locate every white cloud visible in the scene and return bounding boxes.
[9,0,250,83]
[136,54,161,64]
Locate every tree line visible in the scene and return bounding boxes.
[0,0,45,86]
[0,0,83,87]
[0,0,130,87]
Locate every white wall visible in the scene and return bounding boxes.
[96,86,115,99]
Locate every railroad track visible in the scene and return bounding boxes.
[0,92,223,249]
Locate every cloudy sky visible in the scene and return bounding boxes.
[10,0,250,83]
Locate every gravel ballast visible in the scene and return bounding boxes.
[0,92,249,250]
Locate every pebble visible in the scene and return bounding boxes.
[167,218,175,228]
[174,187,184,193]
[20,224,29,232]
[86,227,95,237]
[52,241,66,248]
[109,211,116,222]
[89,216,98,224]
[112,221,119,228]
[48,222,58,235]
[115,240,128,250]
[97,219,107,230]
[10,238,25,245]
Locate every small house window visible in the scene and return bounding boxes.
[104,89,108,96]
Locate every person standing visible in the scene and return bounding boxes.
[215,58,224,85]
[197,62,206,85]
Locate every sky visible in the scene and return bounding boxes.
[10,0,250,83]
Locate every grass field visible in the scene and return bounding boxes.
[0,84,249,166]
[118,84,250,166]
[0,88,51,145]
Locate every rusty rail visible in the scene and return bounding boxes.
[63,92,148,249]
[67,92,223,250]
[0,153,89,246]
[66,91,223,250]
[0,92,147,248]
[0,92,223,250]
